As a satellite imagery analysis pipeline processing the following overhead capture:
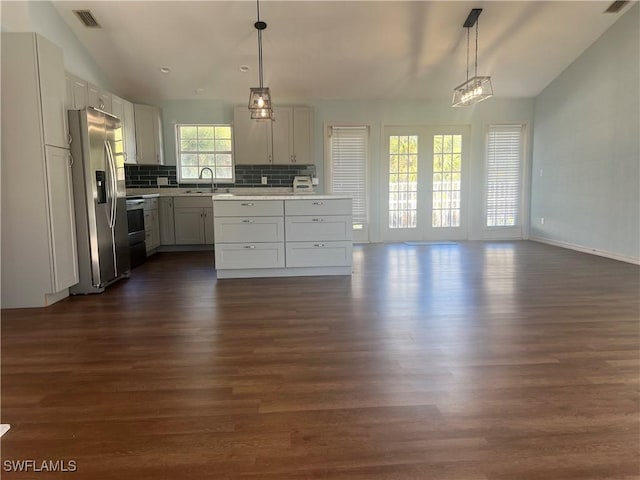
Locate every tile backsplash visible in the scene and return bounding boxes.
[125,164,316,189]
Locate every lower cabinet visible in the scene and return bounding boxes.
[213,197,352,278]
[173,197,214,245]
[159,197,175,244]
[143,197,160,253]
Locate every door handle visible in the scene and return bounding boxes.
[243,245,256,249]
[311,218,323,222]
[312,201,324,205]
[314,243,325,247]
[241,203,254,206]
[242,219,254,223]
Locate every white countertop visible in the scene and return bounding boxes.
[212,193,352,201]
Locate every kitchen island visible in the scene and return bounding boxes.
[212,194,353,278]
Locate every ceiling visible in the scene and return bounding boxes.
[50,1,631,103]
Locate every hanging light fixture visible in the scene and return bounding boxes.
[452,8,493,107]
[248,0,274,120]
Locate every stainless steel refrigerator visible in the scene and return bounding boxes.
[68,107,130,294]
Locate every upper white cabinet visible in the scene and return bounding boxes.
[233,105,314,165]
[111,94,137,164]
[88,82,112,113]
[123,100,137,164]
[233,106,272,164]
[134,104,164,165]
[1,32,79,308]
[65,72,88,110]
[272,106,313,165]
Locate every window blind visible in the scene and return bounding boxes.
[329,126,368,227]
[486,125,523,227]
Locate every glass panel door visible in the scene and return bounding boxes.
[381,126,469,242]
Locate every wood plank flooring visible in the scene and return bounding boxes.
[1,241,639,479]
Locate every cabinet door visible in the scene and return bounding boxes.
[111,94,124,121]
[88,83,112,113]
[36,35,68,148]
[150,209,161,249]
[70,75,88,109]
[292,107,313,165]
[123,100,137,164]
[135,104,161,164]
[174,207,205,244]
[153,107,164,164]
[44,145,78,291]
[233,105,271,164]
[272,106,293,164]
[159,197,175,244]
[203,208,215,244]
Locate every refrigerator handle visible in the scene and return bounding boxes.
[104,140,117,228]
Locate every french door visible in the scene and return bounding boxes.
[381,126,469,242]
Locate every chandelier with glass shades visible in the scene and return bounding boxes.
[452,8,493,107]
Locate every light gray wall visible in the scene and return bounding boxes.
[159,97,534,242]
[530,4,639,262]
[1,0,111,88]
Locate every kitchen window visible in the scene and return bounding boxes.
[176,124,234,183]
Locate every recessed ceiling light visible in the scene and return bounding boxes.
[239,65,250,73]
[159,66,171,74]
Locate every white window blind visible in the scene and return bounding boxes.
[329,126,368,227]
[486,125,523,227]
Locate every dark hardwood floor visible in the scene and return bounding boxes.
[2,241,639,479]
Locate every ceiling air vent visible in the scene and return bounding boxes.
[73,9,101,28]
[605,1,629,13]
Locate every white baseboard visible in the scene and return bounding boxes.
[529,236,640,265]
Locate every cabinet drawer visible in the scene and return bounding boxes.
[174,196,213,209]
[285,241,353,268]
[214,217,284,243]
[285,198,352,216]
[215,242,285,269]
[214,200,283,217]
[285,215,352,241]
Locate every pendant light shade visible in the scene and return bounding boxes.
[248,1,274,120]
[452,76,493,107]
[452,9,493,107]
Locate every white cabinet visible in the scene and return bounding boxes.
[134,104,164,165]
[143,198,160,253]
[233,105,314,165]
[173,197,214,245]
[233,106,271,164]
[111,95,137,165]
[283,198,352,268]
[1,33,78,308]
[45,145,80,290]
[213,196,351,278]
[123,100,137,164]
[272,106,313,165]
[159,197,176,245]
[88,82,112,113]
[65,72,88,110]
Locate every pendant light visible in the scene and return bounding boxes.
[452,8,493,107]
[248,0,274,120]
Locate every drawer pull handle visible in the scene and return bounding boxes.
[312,201,324,205]
[242,219,254,223]
[311,218,323,222]
[243,245,256,249]
[314,243,325,247]
[241,203,254,206]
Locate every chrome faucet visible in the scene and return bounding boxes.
[199,167,216,193]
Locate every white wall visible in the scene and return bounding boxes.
[1,0,111,88]
[159,97,534,242]
[530,4,639,263]
[311,98,534,242]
